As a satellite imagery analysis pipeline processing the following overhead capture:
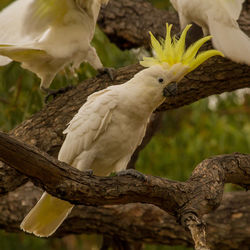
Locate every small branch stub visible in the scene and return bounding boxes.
[182,213,210,250]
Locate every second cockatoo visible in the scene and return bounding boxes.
[0,0,110,92]
[20,24,223,237]
[170,0,250,65]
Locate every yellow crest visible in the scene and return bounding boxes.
[140,24,224,76]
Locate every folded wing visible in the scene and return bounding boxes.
[58,87,118,165]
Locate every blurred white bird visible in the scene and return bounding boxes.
[170,0,250,65]
[0,0,110,93]
[20,24,223,237]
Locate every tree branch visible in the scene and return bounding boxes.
[0,132,249,248]
[1,183,250,249]
[0,132,249,219]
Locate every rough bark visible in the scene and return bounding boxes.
[98,0,179,50]
[0,167,250,249]
[1,183,249,250]
[98,0,250,50]
[0,132,249,222]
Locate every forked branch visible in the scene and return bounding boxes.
[0,132,249,249]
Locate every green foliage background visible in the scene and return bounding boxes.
[0,0,249,250]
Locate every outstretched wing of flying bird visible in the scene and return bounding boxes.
[0,0,109,88]
[22,0,109,36]
[0,0,35,43]
[22,0,71,35]
[0,0,35,65]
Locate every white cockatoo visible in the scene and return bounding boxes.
[20,24,223,237]
[170,0,250,65]
[0,0,110,92]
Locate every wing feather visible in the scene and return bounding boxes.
[22,0,109,35]
[0,45,47,61]
[22,0,72,35]
[58,87,117,164]
[0,0,34,43]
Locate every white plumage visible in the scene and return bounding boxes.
[170,0,250,65]
[20,63,188,237]
[0,0,109,91]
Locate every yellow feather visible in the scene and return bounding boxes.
[140,57,159,67]
[0,45,13,47]
[31,0,68,26]
[188,50,224,72]
[149,32,164,61]
[163,23,174,64]
[182,36,212,65]
[174,24,192,62]
[164,23,172,53]
[139,23,224,79]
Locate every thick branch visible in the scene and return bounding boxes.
[0,132,249,223]
[1,176,250,249]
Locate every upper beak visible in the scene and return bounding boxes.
[163,82,178,97]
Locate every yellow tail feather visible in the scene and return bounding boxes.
[0,45,46,62]
[20,192,73,237]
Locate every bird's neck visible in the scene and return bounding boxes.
[120,81,165,118]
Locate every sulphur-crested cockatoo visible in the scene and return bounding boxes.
[20,24,223,237]
[170,0,250,65]
[0,0,110,92]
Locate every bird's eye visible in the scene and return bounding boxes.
[158,78,164,83]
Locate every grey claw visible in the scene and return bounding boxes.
[97,67,115,81]
[116,169,147,182]
[84,169,93,176]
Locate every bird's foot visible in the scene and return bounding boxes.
[84,169,94,176]
[43,85,74,103]
[97,67,115,81]
[116,169,147,182]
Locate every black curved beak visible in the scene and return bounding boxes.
[163,82,178,97]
